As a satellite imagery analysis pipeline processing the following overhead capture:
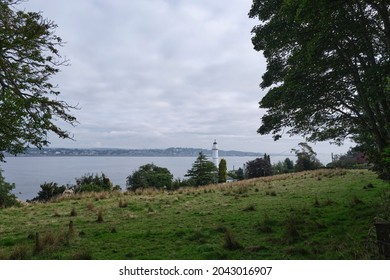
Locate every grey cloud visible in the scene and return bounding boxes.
[19,0,351,160]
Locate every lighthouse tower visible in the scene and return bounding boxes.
[212,140,219,167]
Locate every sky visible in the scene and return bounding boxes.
[19,0,352,163]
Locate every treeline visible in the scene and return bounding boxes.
[0,143,369,207]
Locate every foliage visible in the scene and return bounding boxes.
[0,169,18,207]
[74,173,113,193]
[292,143,322,172]
[126,163,173,190]
[328,148,368,169]
[218,158,227,183]
[272,157,295,174]
[0,0,77,161]
[185,152,217,186]
[227,168,245,181]
[32,182,66,202]
[245,157,272,179]
[249,0,390,178]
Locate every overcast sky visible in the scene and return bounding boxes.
[20,0,352,163]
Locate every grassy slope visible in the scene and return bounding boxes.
[0,169,389,260]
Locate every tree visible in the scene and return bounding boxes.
[126,163,173,191]
[249,0,390,178]
[227,167,245,181]
[284,158,294,172]
[292,143,322,172]
[0,169,18,207]
[328,148,368,169]
[245,157,272,179]
[218,158,227,183]
[0,0,77,161]
[272,158,294,174]
[185,152,217,186]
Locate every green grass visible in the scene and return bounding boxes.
[0,169,389,259]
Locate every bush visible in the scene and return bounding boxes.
[74,173,113,193]
[0,169,18,208]
[32,182,67,202]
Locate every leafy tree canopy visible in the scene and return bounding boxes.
[0,169,17,207]
[245,157,272,178]
[292,142,322,172]
[127,163,173,190]
[0,0,77,161]
[250,0,390,177]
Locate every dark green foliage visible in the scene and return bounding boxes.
[32,182,66,202]
[272,157,295,174]
[245,157,272,178]
[292,143,322,172]
[185,152,218,186]
[218,158,227,183]
[0,0,77,161]
[249,0,390,179]
[227,167,245,181]
[328,148,368,169]
[0,169,18,208]
[126,163,173,190]
[74,173,113,193]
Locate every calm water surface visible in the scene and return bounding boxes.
[2,156,261,200]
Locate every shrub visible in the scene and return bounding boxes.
[0,169,18,208]
[32,182,66,202]
[74,173,113,193]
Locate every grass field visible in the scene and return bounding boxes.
[0,169,389,260]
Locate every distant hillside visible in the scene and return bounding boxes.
[10,147,262,157]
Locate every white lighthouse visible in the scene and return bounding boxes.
[212,140,219,167]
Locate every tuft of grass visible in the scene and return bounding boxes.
[242,204,256,212]
[34,232,43,255]
[266,190,277,196]
[118,199,128,208]
[70,207,77,217]
[223,229,243,251]
[87,203,95,211]
[255,213,276,233]
[97,209,104,223]
[284,213,301,244]
[68,220,75,237]
[10,244,30,260]
[351,195,364,206]
[313,195,320,208]
[72,248,93,260]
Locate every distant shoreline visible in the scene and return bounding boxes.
[5,147,274,158]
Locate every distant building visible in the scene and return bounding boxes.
[212,140,219,167]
